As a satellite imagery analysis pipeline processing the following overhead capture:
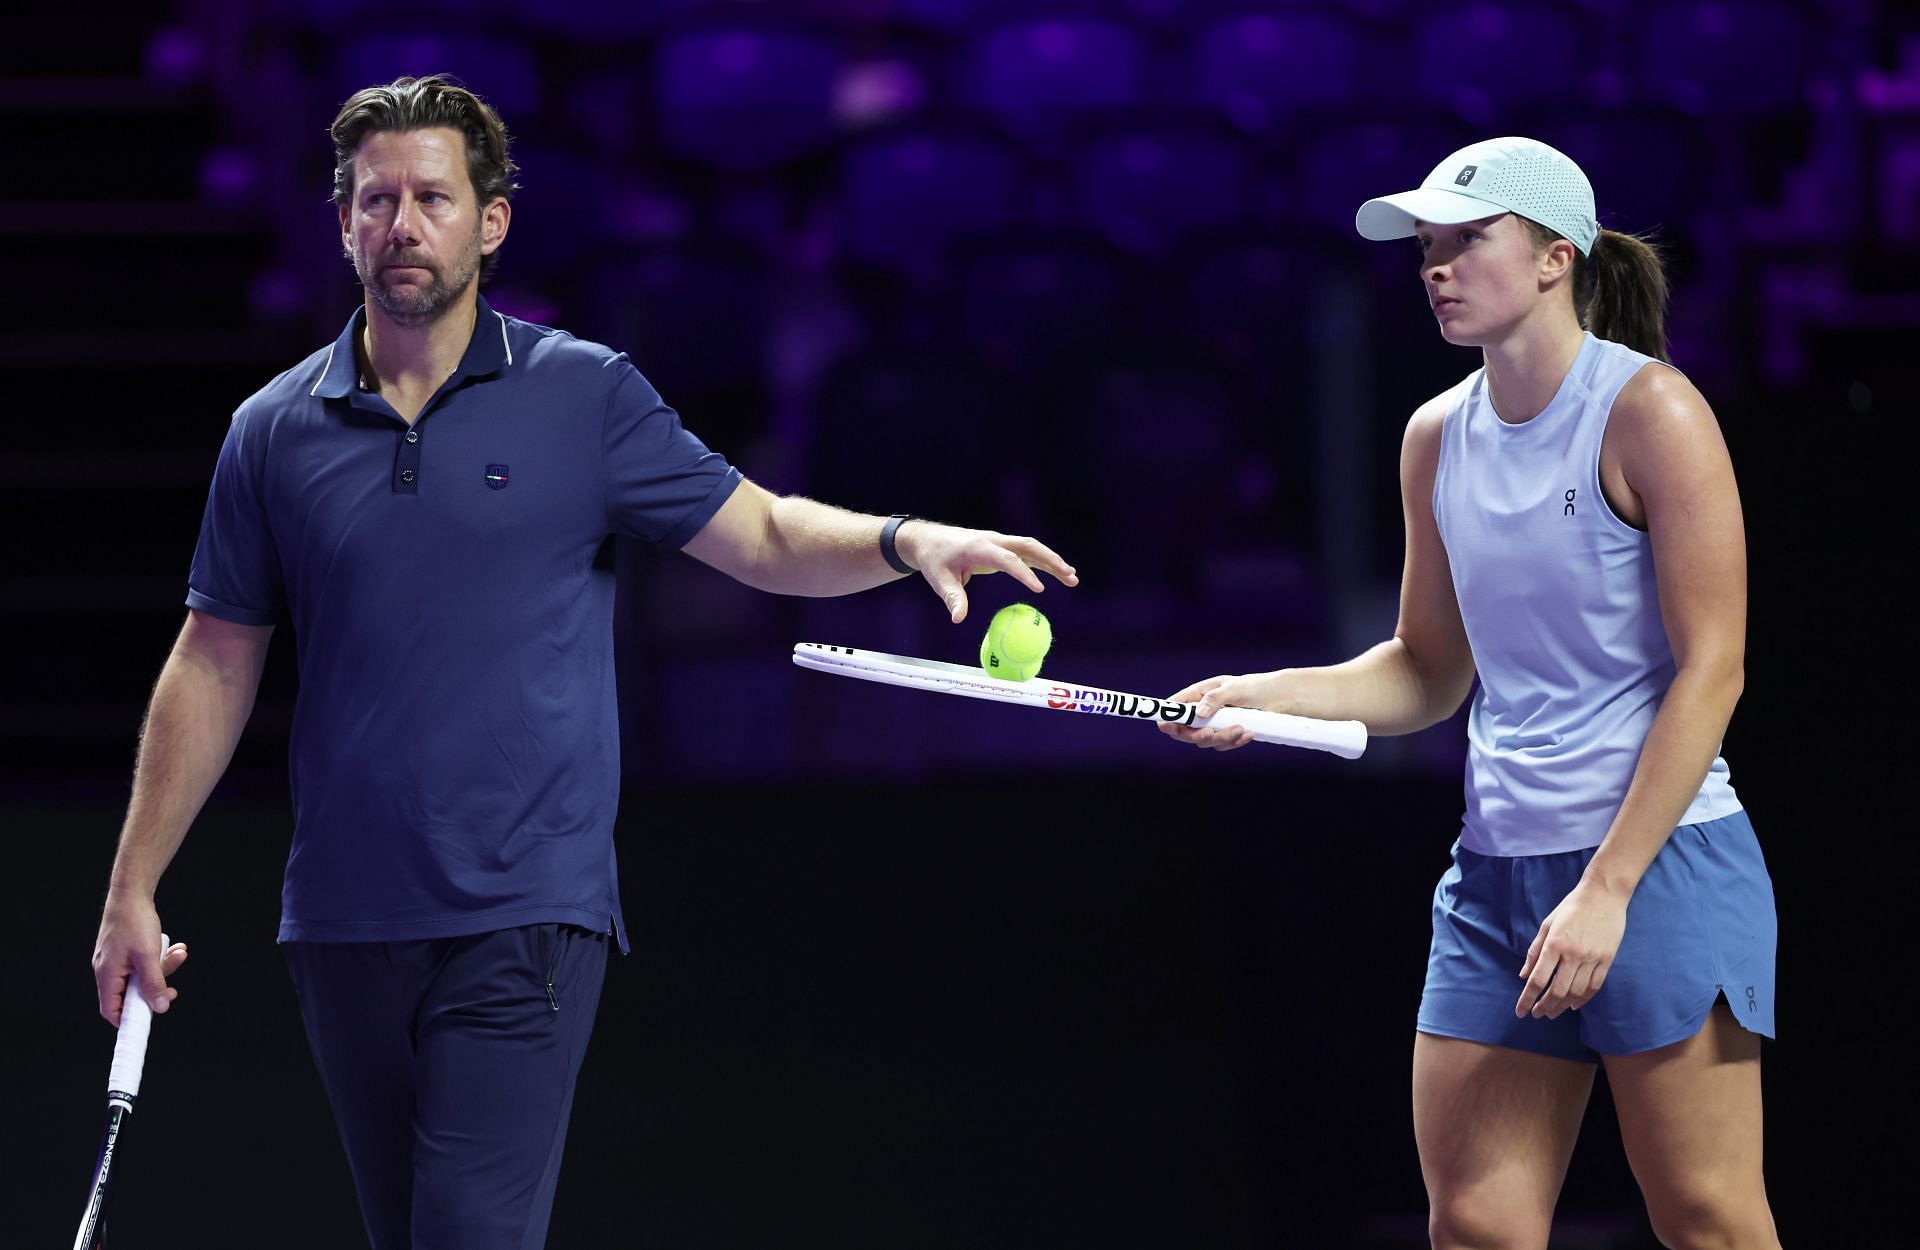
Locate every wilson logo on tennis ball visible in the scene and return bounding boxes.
[1046,688,1196,724]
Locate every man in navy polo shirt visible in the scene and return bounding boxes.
[90,75,1077,1249]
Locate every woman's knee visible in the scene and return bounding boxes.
[1643,1177,1779,1250]
[1427,1190,1552,1250]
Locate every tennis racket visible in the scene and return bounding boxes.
[793,644,1367,758]
[73,932,167,1250]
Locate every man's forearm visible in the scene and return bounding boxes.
[681,481,1074,624]
[744,494,909,597]
[110,643,262,896]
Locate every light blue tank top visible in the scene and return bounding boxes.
[1433,331,1741,856]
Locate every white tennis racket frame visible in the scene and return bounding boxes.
[793,644,1367,759]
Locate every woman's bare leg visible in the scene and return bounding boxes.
[1414,1031,1596,1250]
[1604,1002,1780,1249]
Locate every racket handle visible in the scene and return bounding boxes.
[1202,708,1368,759]
[108,931,167,1103]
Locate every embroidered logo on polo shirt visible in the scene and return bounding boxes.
[485,464,510,490]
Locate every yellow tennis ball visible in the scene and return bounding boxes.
[980,603,1052,682]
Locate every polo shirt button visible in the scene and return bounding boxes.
[400,469,416,483]
[405,430,419,444]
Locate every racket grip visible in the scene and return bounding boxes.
[1203,708,1369,759]
[108,931,166,1101]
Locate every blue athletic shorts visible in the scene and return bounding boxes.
[1417,808,1776,1061]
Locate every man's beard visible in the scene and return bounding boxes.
[355,227,483,325]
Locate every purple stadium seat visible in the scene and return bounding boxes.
[516,0,705,40]
[653,19,842,170]
[1414,4,1585,123]
[808,348,1007,521]
[892,0,1002,31]
[952,227,1149,376]
[1119,0,1193,27]
[333,33,540,118]
[563,70,650,163]
[1644,1,1806,118]
[1063,364,1245,585]
[839,123,1024,272]
[1173,230,1355,382]
[488,147,615,274]
[1073,120,1257,256]
[1192,12,1366,135]
[579,241,769,409]
[961,14,1147,144]
[289,0,516,32]
[1077,366,1235,481]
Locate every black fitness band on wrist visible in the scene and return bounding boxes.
[879,513,915,575]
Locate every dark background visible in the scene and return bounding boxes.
[3,0,1908,1245]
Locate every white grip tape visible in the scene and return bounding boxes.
[1201,709,1369,759]
[107,932,166,1101]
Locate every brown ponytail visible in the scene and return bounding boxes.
[1523,221,1671,362]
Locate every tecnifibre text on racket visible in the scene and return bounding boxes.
[73,932,167,1250]
[793,644,1367,758]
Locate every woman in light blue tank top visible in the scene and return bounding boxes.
[1161,137,1779,1248]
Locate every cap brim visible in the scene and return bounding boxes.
[1355,188,1506,241]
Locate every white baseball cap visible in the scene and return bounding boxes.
[1355,136,1598,256]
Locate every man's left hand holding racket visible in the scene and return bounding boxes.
[81,906,186,1248]
[93,901,185,1028]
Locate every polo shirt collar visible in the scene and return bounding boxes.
[309,295,514,401]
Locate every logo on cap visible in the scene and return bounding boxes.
[485,464,510,490]
[1455,165,1478,186]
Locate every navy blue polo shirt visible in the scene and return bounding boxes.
[187,298,740,952]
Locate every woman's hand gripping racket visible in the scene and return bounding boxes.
[793,644,1367,758]
[73,931,169,1250]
